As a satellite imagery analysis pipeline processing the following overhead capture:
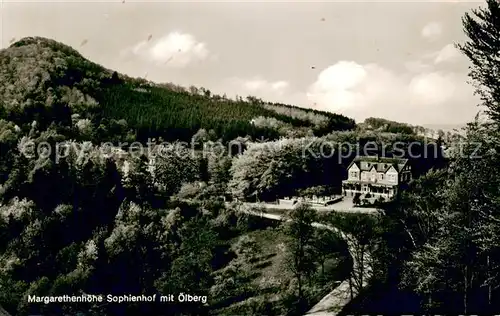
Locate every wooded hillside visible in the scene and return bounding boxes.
[0,37,355,143]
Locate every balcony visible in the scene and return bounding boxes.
[342,178,398,185]
[343,178,397,186]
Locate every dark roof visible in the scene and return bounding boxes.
[348,155,408,173]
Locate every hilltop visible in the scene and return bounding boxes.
[0,37,355,143]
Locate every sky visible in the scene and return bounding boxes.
[0,0,488,125]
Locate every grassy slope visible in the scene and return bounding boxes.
[213,225,350,315]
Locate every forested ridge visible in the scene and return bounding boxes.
[0,36,355,144]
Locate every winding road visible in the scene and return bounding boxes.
[230,202,374,316]
[231,201,380,214]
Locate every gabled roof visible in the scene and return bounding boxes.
[347,155,409,173]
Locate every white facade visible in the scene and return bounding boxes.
[342,157,412,199]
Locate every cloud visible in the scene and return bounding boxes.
[433,44,462,64]
[306,61,478,125]
[409,72,457,105]
[237,78,289,94]
[123,31,210,68]
[406,44,463,72]
[222,77,297,103]
[404,60,433,73]
[314,62,367,92]
[421,22,443,41]
[270,81,290,91]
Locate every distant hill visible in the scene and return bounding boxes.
[357,117,416,134]
[357,117,467,141]
[0,37,355,143]
[421,124,467,132]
